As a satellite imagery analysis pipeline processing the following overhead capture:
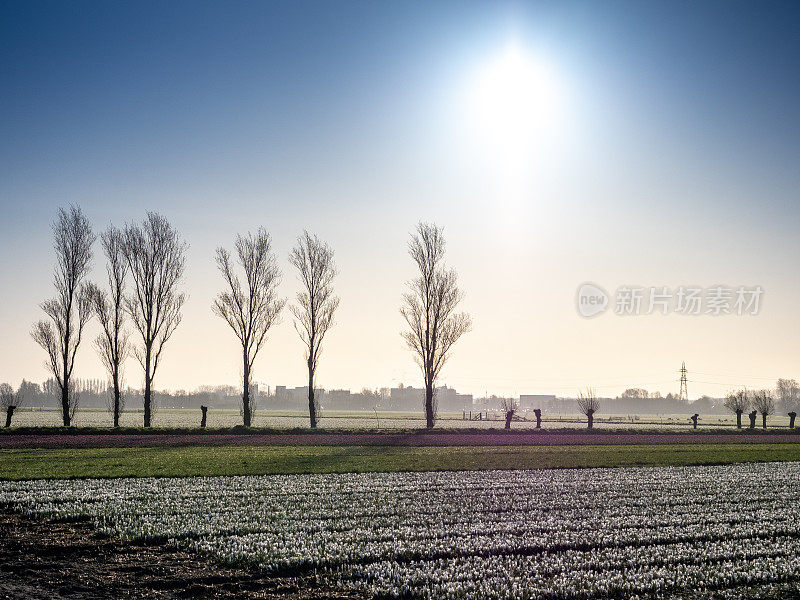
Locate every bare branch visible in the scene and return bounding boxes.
[724,389,750,414]
[752,389,775,425]
[577,387,599,429]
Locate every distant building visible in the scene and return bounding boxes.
[389,384,472,412]
[437,386,473,412]
[271,386,324,410]
[325,389,353,410]
[519,394,556,411]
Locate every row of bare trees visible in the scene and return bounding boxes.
[214,223,471,429]
[571,387,787,431]
[504,387,598,430]
[31,208,187,427]
[31,208,471,429]
[572,387,786,431]
[213,229,341,428]
[724,389,785,429]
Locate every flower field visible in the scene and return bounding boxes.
[2,463,800,598]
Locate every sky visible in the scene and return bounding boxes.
[1,1,799,399]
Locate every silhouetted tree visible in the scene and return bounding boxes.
[577,387,599,429]
[401,223,471,429]
[214,228,285,427]
[752,390,775,429]
[501,397,518,429]
[748,410,757,429]
[1,383,23,428]
[89,226,130,427]
[122,212,187,427]
[31,206,96,426]
[289,231,339,429]
[724,390,750,429]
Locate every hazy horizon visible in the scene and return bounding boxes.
[2,1,799,399]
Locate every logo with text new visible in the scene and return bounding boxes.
[576,283,609,318]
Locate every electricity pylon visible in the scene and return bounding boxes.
[679,362,688,402]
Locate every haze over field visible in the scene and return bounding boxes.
[2,2,799,398]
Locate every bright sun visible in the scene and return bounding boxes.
[468,43,559,159]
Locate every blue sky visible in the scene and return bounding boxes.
[1,1,799,397]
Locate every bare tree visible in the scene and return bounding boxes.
[401,223,472,429]
[213,228,285,427]
[752,390,775,429]
[776,378,800,413]
[31,206,96,426]
[122,212,187,427]
[289,231,339,429]
[577,387,599,429]
[724,389,750,429]
[0,384,13,428]
[89,226,130,428]
[1,383,23,428]
[501,397,518,430]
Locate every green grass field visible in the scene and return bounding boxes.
[2,443,800,480]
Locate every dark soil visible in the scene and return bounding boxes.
[2,431,799,449]
[0,511,365,600]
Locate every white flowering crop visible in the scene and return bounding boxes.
[2,463,800,598]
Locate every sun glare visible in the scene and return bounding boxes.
[468,43,560,159]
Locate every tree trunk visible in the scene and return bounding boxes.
[62,319,71,426]
[144,379,151,427]
[789,412,797,429]
[749,411,756,429]
[504,410,514,429]
[762,413,767,429]
[143,346,152,428]
[4,406,15,428]
[242,352,251,427]
[200,405,208,428]
[61,383,70,427]
[308,359,317,429]
[534,409,542,429]
[112,368,121,428]
[587,410,594,429]
[425,383,435,429]
[736,409,742,429]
